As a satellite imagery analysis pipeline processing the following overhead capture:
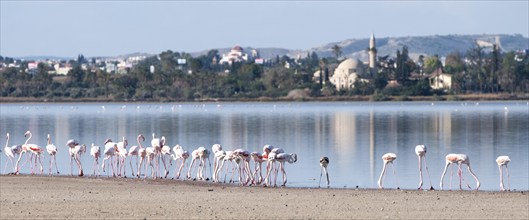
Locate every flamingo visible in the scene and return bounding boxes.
[211,144,224,182]
[250,152,265,185]
[102,138,117,177]
[187,147,211,181]
[496,155,511,191]
[234,148,253,185]
[415,145,434,190]
[269,152,297,187]
[264,147,283,187]
[90,143,101,176]
[319,156,330,188]
[219,150,239,183]
[45,134,59,175]
[171,144,190,179]
[145,147,156,179]
[116,137,128,177]
[15,131,43,175]
[66,139,85,176]
[160,144,172,178]
[440,153,480,190]
[377,153,398,189]
[151,133,168,178]
[127,134,145,177]
[3,133,22,174]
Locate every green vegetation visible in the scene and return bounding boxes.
[0,44,528,102]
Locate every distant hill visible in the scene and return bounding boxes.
[294,34,529,61]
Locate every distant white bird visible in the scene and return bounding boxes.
[377,153,398,189]
[46,134,59,175]
[319,156,330,188]
[496,156,511,191]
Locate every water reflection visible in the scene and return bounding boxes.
[0,102,527,190]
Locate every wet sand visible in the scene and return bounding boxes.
[1,175,527,219]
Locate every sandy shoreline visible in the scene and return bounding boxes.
[1,175,527,219]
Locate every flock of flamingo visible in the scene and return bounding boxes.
[2,131,512,191]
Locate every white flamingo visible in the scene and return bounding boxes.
[145,147,156,179]
[250,152,265,185]
[3,133,22,174]
[264,147,284,187]
[66,139,85,176]
[415,145,434,190]
[161,144,172,178]
[151,133,168,178]
[377,153,398,189]
[219,150,239,183]
[15,131,43,175]
[90,143,101,176]
[269,152,297,187]
[496,155,511,191]
[102,138,117,177]
[319,156,330,188]
[116,137,128,177]
[187,147,211,181]
[211,144,224,182]
[233,148,253,186]
[440,153,480,190]
[45,134,59,175]
[127,134,144,177]
[171,144,190,179]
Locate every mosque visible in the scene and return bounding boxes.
[317,33,378,91]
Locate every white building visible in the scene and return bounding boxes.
[219,45,249,65]
[329,58,369,90]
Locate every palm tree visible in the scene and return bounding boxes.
[331,44,342,61]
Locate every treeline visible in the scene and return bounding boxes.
[0,45,528,102]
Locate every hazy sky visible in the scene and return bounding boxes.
[1,1,528,57]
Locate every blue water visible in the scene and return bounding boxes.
[1,101,528,191]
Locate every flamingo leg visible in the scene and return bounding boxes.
[377,162,388,189]
[319,166,323,188]
[498,164,505,191]
[54,155,60,174]
[324,166,330,187]
[138,156,144,178]
[187,158,196,180]
[505,164,510,191]
[37,154,43,175]
[418,155,423,190]
[280,162,287,186]
[69,155,73,176]
[423,155,434,190]
[391,162,398,189]
[457,164,463,190]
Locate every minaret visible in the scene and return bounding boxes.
[369,33,377,70]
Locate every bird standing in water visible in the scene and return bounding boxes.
[319,156,330,188]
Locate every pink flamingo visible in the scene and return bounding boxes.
[415,145,434,190]
[219,150,239,183]
[102,138,117,177]
[15,131,43,175]
[377,153,398,189]
[171,144,190,179]
[66,139,85,176]
[127,134,144,177]
[90,143,101,176]
[496,156,511,191]
[160,144,172,178]
[145,147,156,179]
[269,152,297,187]
[45,134,59,175]
[319,156,330,188]
[440,153,480,190]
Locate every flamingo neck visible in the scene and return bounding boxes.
[25,133,32,145]
[5,134,9,149]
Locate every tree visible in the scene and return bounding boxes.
[444,51,465,74]
[423,55,443,74]
[331,44,342,61]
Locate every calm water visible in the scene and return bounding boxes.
[1,101,528,191]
